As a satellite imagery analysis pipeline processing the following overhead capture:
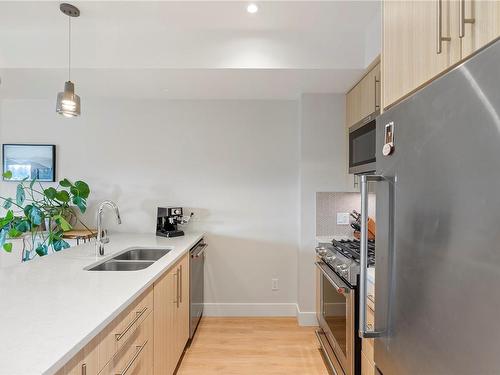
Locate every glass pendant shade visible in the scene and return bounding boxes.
[56,81,81,117]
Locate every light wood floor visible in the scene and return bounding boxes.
[177,317,330,375]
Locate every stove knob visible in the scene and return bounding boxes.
[325,255,336,262]
[315,246,327,256]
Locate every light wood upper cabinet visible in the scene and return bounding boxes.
[461,0,500,58]
[154,253,190,375]
[383,0,500,109]
[382,0,461,109]
[358,64,381,121]
[346,62,381,128]
[346,83,361,128]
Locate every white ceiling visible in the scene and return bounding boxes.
[0,1,381,99]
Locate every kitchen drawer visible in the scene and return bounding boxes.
[99,310,153,375]
[55,336,99,375]
[361,350,376,375]
[362,305,375,362]
[98,287,153,369]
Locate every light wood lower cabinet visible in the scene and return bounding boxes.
[56,252,191,375]
[99,312,153,375]
[361,351,376,375]
[99,288,153,370]
[154,254,190,375]
[61,336,99,375]
[361,304,376,375]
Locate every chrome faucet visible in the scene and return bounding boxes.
[96,200,122,256]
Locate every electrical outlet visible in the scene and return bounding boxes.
[272,278,279,291]
[337,212,350,225]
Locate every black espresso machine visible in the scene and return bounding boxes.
[156,207,193,237]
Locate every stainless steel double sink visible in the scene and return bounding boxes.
[86,248,171,271]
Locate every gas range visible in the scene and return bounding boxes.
[315,238,375,286]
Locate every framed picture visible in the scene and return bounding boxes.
[2,144,56,182]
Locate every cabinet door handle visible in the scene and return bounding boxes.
[436,0,451,54]
[81,363,86,375]
[374,75,380,110]
[115,306,148,342]
[179,264,183,304]
[115,340,148,375]
[459,0,475,38]
[173,270,179,306]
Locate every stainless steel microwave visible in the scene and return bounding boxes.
[348,112,378,174]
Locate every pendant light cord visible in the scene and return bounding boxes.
[68,16,71,82]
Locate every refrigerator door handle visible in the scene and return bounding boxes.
[359,174,385,338]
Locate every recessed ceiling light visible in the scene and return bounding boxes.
[247,3,258,14]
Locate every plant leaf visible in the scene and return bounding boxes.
[43,187,57,200]
[59,178,72,188]
[5,210,13,221]
[0,210,14,229]
[16,184,25,205]
[35,244,48,257]
[8,228,22,238]
[2,198,12,209]
[0,229,6,246]
[2,171,12,179]
[74,181,90,199]
[27,205,43,226]
[53,239,70,252]
[55,215,72,232]
[72,196,86,213]
[55,190,70,203]
[29,178,36,189]
[15,220,30,233]
[3,242,12,252]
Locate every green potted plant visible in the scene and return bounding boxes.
[0,171,91,259]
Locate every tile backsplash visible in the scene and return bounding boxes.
[316,192,376,237]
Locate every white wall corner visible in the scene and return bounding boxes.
[296,304,318,327]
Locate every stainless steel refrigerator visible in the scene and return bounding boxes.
[358,38,500,375]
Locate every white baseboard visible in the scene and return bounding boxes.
[296,306,319,326]
[203,303,297,317]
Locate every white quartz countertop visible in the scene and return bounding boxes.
[0,232,205,375]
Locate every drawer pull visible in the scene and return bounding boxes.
[179,264,183,304]
[115,306,148,342]
[115,339,148,375]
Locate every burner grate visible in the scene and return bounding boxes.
[332,239,375,266]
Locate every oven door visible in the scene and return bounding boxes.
[316,261,356,375]
[349,115,377,174]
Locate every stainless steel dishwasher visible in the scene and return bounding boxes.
[189,239,207,339]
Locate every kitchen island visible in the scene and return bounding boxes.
[0,232,204,375]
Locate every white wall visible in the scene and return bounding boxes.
[364,4,382,66]
[297,93,354,325]
[0,98,300,315]
[0,94,350,321]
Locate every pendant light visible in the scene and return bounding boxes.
[56,3,81,118]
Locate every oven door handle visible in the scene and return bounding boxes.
[315,262,350,295]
